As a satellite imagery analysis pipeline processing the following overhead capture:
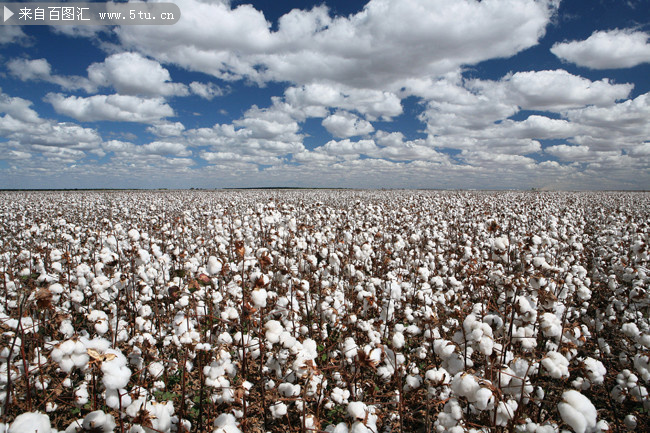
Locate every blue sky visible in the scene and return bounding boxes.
[0,0,649,189]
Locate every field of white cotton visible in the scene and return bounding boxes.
[0,190,648,433]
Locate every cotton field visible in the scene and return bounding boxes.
[0,190,648,433]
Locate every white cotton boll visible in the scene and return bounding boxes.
[392,332,405,349]
[82,410,115,433]
[474,388,494,411]
[105,388,131,409]
[624,414,637,430]
[265,320,283,344]
[148,362,164,379]
[404,374,422,391]
[583,357,606,385]
[451,373,479,400]
[251,289,267,308]
[540,313,562,338]
[70,290,84,304]
[8,412,52,433]
[269,402,287,419]
[278,382,301,397]
[217,332,233,345]
[128,229,140,241]
[75,384,89,407]
[343,337,358,359]
[213,413,241,433]
[331,387,351,405]
[347,401,367,420]
[622,323,640,338]
[101,349,131,390]
[542,351,570,379]
[495,399,518,426]
[326,423,349,433]
[207,256,222,275]
[558,390,598,433]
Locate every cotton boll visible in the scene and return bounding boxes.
[207,256,222,275]
[542,351,569,379]
[101,349,131,390]
[583,357,606,385]
[8,412,52,433]
[213,413,241,433]
[278,382,301,397]
[82,410,115,433]
[392,332,405,349]
[269,401,287,419]
[495,399,518,426]
[325,423,349,433]
[105,388,131,410]
[474,388,494,411]
[148,362,164,379]
[265,320,283,344]
[331,387,351,405]
[250,289,267,308]
[347,401,367,420]
[540,313,562,338]
[624,414,637,430]
[558,390,597,433]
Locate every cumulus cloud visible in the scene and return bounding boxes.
[87,52,189,96]
[475,70,633,111]
[0,26,27,44]
[284,82,402,121]
[551,29,650,69]
[7,53,189,97]
[147,122,186,137]
[45,93,174,123]
[322,111,374,138]
[142,141,191,157]
[189,82,226,100]
[7,58,96,92]
[115,0,558,88]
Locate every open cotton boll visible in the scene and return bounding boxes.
[82,410,115,433]
[101,349,131,390]
[392,332,405,349]
[540,313,563,338]
[8,412,52,433]
[558,390,598,433]
[278,382,301,397]
[583,357,606,385]
[250,289,267,308]
[264,320,283,344]
[269,401,287,419]
[148,361,164,379]
[207,256,222,275]
[213,413,241,433]
[347,401,367,420]
[325,423,349,433]
[542,351,570,379]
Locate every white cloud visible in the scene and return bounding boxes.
[551,29,650,69]
[0,26,27,44]
[189,82,225,100]
[87,52,189,97]
[475,69,633,111]
[115,0,557,88]
[284,82,402,121]
[147,122,186,137]
[320,139,378,156]
[0,91,43,125]
[322,111,374,138]
[142,141,190,157]
[7,58,96,92]
[45,93,174,123]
